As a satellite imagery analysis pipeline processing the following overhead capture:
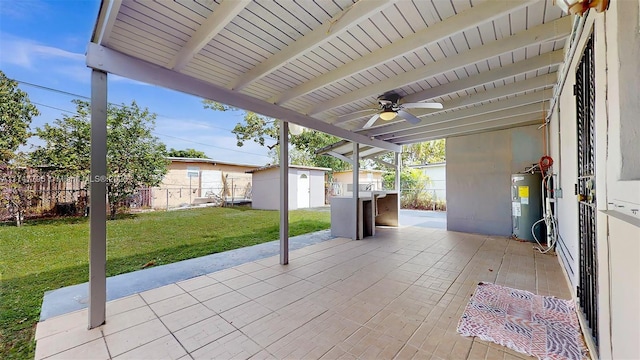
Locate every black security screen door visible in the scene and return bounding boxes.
[575,33,598,349]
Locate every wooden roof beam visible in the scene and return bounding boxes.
[308,16,571,116]
[230,0,393,91]
[385,104,547,143]
[86,43,401,152]
[395,113,545,144]
[168,0,251,71]
[272,0,536,105]
[361,89,551,138]
[341,73,557,130]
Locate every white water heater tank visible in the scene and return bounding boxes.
[511,173,544,242]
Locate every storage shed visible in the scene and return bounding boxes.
[247,165,329,210]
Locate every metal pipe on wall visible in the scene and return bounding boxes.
[546,15,587,124]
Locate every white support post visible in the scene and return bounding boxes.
[352,142,360,240]
[279,121,289,265]
[395,151,401,220]
[88,69,108,329]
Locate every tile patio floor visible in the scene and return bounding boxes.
[34,226,571,360]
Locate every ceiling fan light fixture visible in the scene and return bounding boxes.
[380,111,397,121]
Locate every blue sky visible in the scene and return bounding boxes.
[0,0,272,166]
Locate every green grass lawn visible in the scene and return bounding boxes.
[0,206,330,359]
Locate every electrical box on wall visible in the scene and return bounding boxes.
[511,173,544,242]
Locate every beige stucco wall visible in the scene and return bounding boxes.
[549,3,640,358]
[332,170,384,196]
[152,161,257,209]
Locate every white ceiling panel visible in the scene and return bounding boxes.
[174,0,215,18]
[88,0,573,149]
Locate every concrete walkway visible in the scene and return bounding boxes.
[400,209,447,229]
[39,230,334,321]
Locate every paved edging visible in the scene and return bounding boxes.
[39,230,334,321]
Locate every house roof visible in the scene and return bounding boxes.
[166,157,261,168]
[246,164,331,174]
[89,0,571,150]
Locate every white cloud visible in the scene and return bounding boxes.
[155,116,226,132]
[0,35,35,68]
[33,44,84,61]
[54,65,91,84]
[0,0,49,19]
[0,33,84,74]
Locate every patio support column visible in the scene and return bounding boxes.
[279,120,289,265]
[88,69,108,329]
[395,151,401,218]
[352,142,359,240]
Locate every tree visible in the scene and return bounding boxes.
[375,138,446,178]
[0,163,36,226]
[382,167,426,191]
[0,71,40,162]
[402,139,446,165]
[290,130,350,171]
[203,100,349,171]
[0,71,40,225]
[167,148,208,158]
[31,100,168,219]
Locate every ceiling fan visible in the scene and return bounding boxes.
[361,91,443,129]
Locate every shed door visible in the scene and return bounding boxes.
[298,172,310,208]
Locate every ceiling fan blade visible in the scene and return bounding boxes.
[397,110,421,125]
[401,102,443,110]
[363,113,380,129]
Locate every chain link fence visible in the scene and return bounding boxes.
[150,184,249,210]
[1,171,252,222]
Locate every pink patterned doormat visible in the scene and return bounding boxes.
[457,282,588,360]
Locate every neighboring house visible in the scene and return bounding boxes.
[331,169,385,196]
[410,162,446,201]
[247,165,329,210]
[153,157,260,209]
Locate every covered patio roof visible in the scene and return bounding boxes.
[88,0,571,149]
[83,0,575,331]
[316,139,391,164]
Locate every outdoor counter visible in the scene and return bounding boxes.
[330,191,399,239]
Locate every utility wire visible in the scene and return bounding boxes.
[153,132,270,158]
[32,102,75,114]
[18,80,91,100]
[28,101,270,159]
[16,79,239,133]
